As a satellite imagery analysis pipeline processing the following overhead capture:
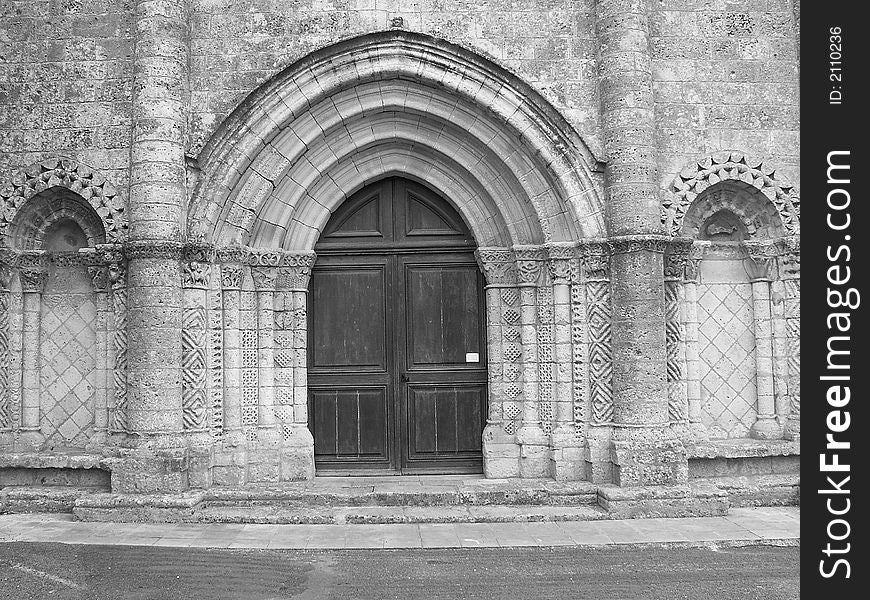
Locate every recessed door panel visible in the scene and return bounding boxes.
[405,264,482,368]
[310,265,387,370]
[311,387,389,465]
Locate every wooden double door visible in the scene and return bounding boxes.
[308,178,487,474]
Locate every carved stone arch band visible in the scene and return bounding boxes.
[662,151,800,237]
[0,157,127,246]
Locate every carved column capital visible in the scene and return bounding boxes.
[88,266,110,292]
[276,253,316,291]
[251,266,278,291]
[580,240,610,280]
[513,245,546,285]
[108,260,127,291]
[545,243,575,286]
[743,241,778,281]
[220,264,244,290]
[0,263,12,291]
[475,248,516,286]
[663,238,693,281]
[182,261,210,288]
[19,268,48,293]
[775,235,800,280]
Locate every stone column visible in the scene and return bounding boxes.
[0,260,11,433]
[597,0,686,486]
[580,240,613,483]
[219,260,244,446]
[547,243,582,480]
[125,0,189,447]
[87,263,110,448]
[18,263,47,448]
[683,250,708,441]
[251,264,279,440]
[107,256,128,435]
[779,237,800,440]
[181,253,210,432]
[745,243,782,439]
[514,245,548,478]
[277,253,315,480]
[476,248,521,478]
[664,239,692,441]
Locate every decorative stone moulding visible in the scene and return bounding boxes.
[607,234,670,256]
[662,151,800,237]
[0,158,127,243]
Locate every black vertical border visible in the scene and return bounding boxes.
[803,2,867,594]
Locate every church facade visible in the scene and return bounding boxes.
[0,1,799,502]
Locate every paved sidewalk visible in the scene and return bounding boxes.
[0,507,798,549]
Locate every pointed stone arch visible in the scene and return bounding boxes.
[187,31,604,251]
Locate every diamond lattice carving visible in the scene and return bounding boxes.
[697,282,756,438]
[40,283,96,447]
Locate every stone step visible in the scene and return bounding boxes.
[0,485,98,513]
[698,474,800,507]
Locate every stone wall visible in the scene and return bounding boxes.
[0,0,134,189]
[0,1,800,493]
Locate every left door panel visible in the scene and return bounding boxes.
[308,256,393,470]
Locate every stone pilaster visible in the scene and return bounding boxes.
[87,263,110,448]
[276,252,315,480]
[0,260,11,432]
[580,240,612,483]
[18,261,47,449]
[547,243,583,480]
[107,256,128,435]
[745,242,782,440]
[514,245,548,478]
[125,0,189,453]
[683,249,708,441]
[778,237,800,440]
[181,248,211,433]
[476,247,521,478]
[218,258,244,448]
[597,0,686,486]
[664,239,692,441]
[251,262,279,444]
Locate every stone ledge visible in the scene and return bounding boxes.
[702,474,800,508]
[596,483,729,519]
[686,439,800,460]
[0,452,108,470]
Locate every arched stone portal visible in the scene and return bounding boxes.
[187,31,607,483]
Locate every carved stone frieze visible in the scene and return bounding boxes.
[608,234,669,256]
[125,240,183,260]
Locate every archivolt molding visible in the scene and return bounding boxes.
[662,151,800,237]
[189,31,604,249]
[0,157,126,245]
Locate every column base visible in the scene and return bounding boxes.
[750,415,783,440]
[610,427,688,487]
[516,423,549,478]
[482,423,520,478]
[584,426,612,483]
[783,418,800,441]
[18,429,44,451]
[549,428,584,481]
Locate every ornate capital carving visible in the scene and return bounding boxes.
[580,241,610,280]
[215,244,248,265]
[251,266,278,291]
[775,235,800,279]
[277,254,316,291]
[220,264,244,290]
[608,234,670,256]
[513,245,545,285]
[183,261,210,288]
[19,268,48,293]
[743,240,778,281]
[546,243,575,286]
[88,266,109,292]
[108,261,127,291]
[475,248,516,286]
[663,238,693,280]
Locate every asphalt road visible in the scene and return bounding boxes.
[0,543,798,600]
